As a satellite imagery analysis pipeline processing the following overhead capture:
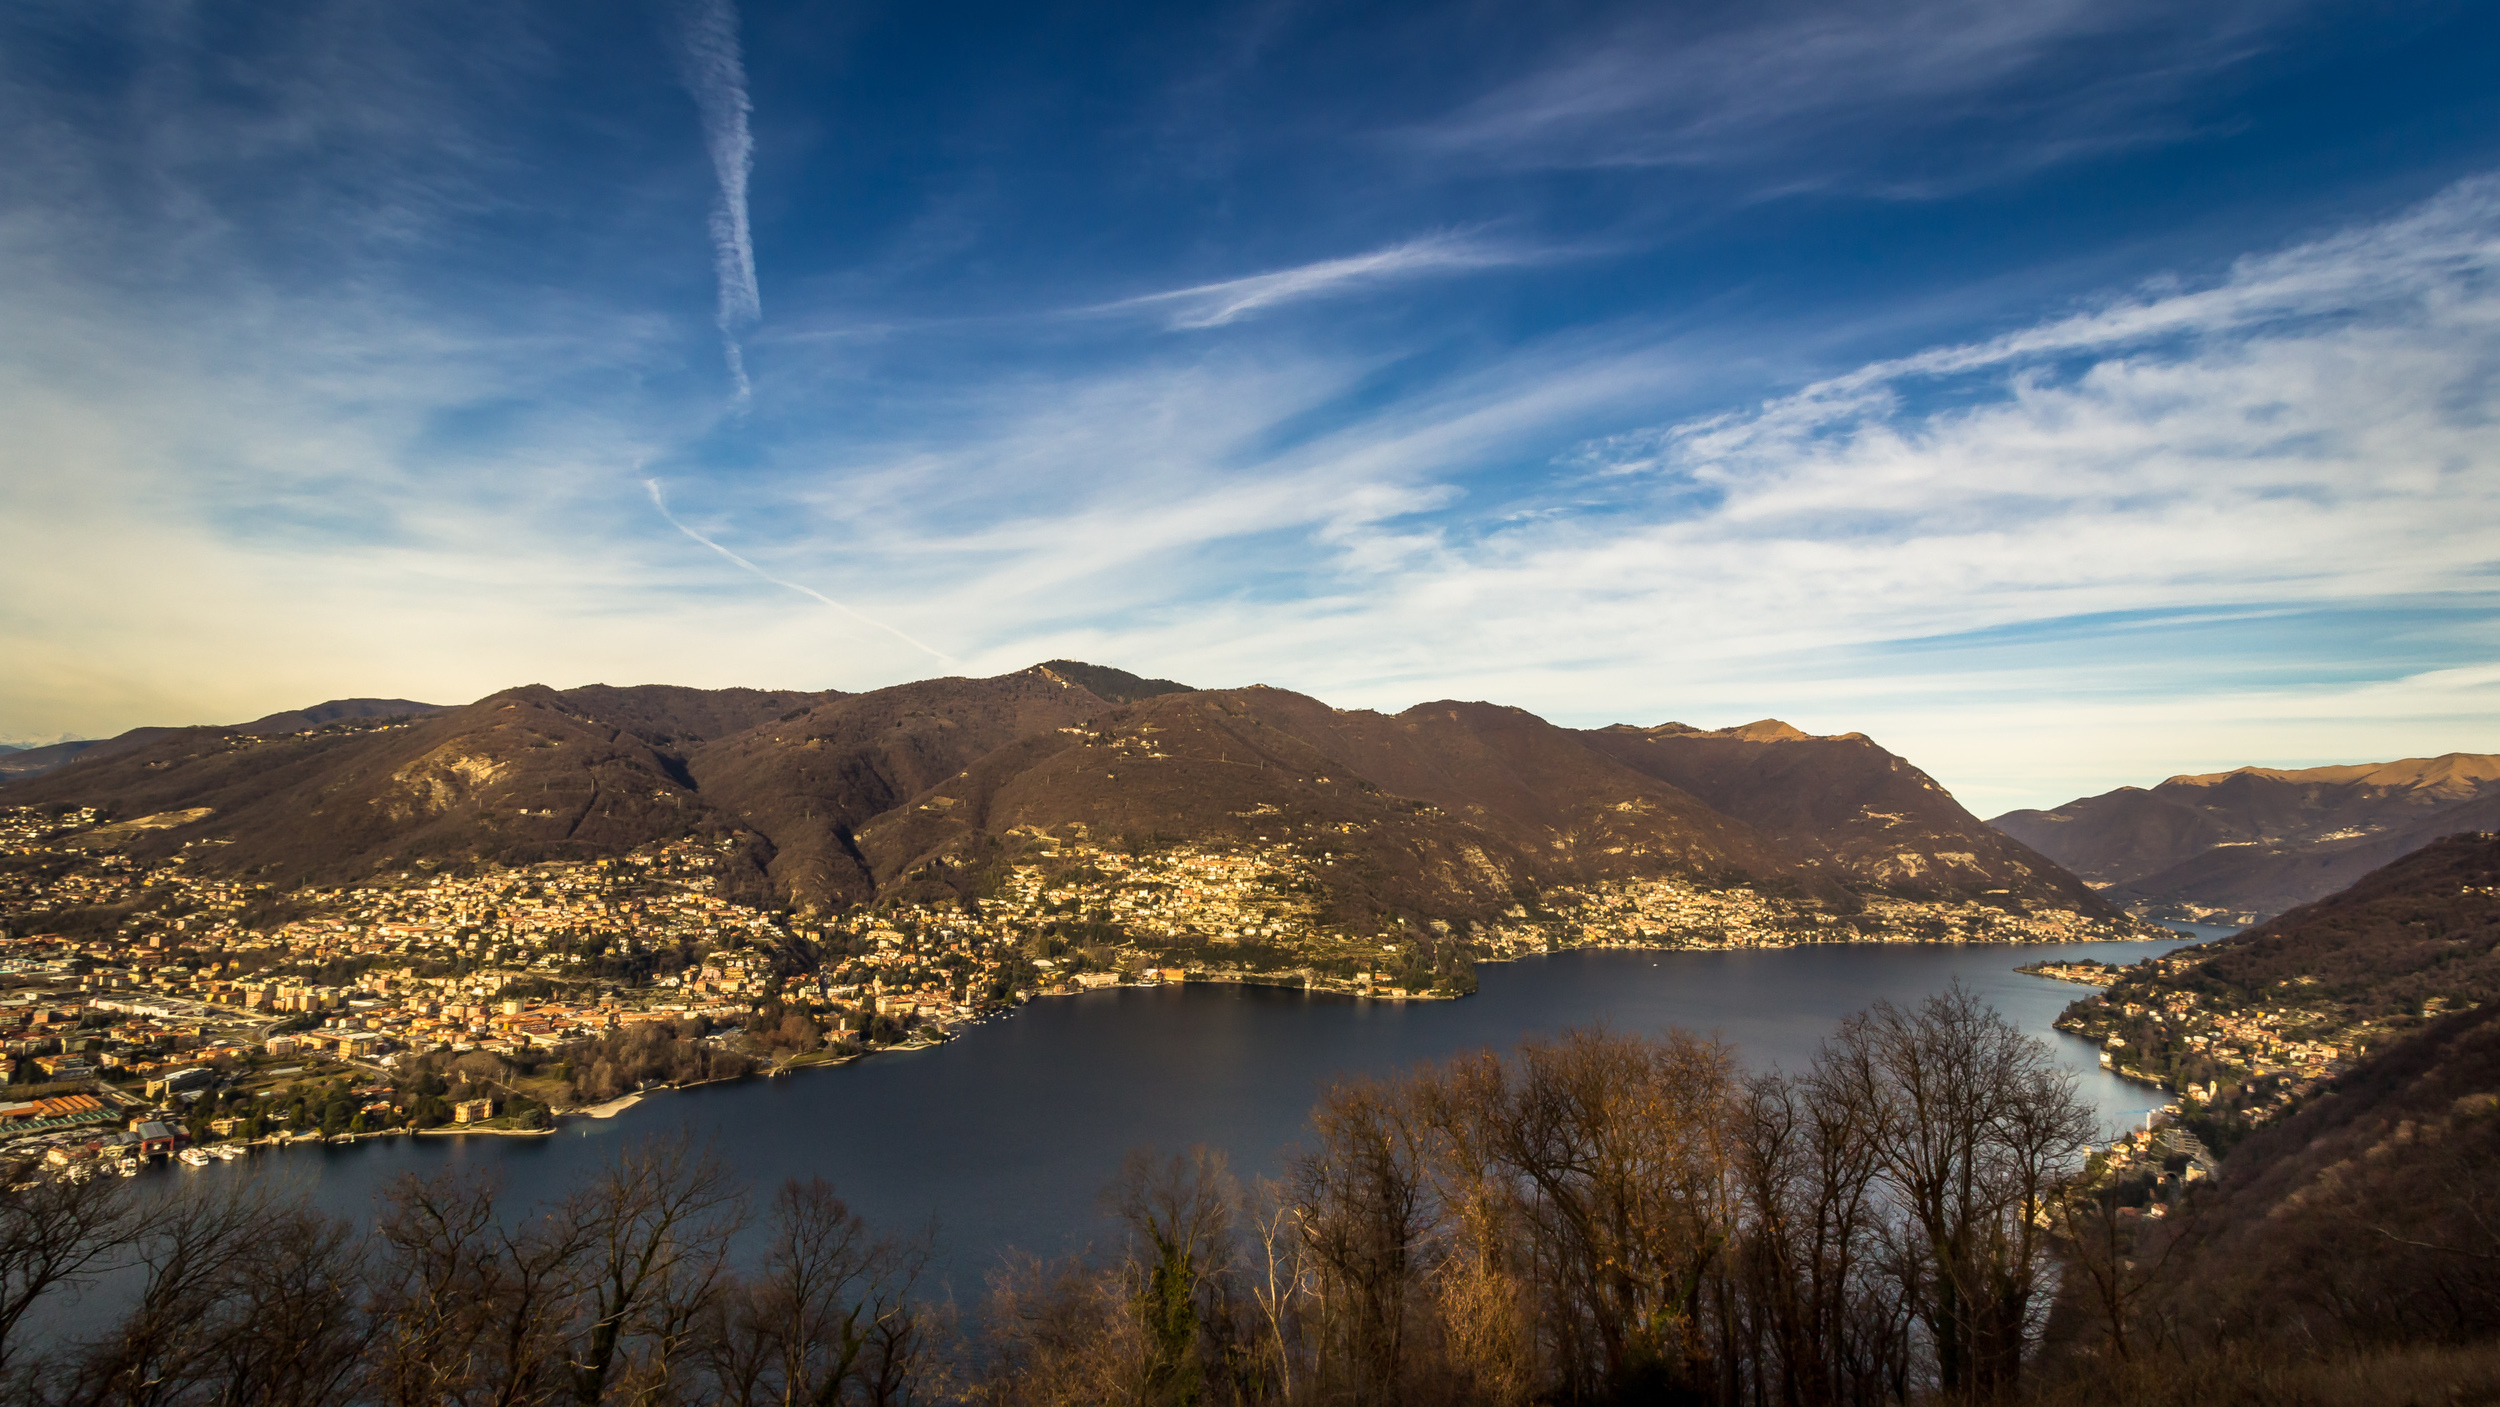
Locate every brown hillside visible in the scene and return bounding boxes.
[685,668,1118,907]
[1,687,779,897]
[2160,966,2500,1346]
[850,688,1816,932]
[1992,753,2500,921]
[1580,721,2103,911]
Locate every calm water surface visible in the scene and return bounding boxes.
[181,925,2223,1298]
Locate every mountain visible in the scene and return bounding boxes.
[0,685,838,902]
[1578,719,2108,912]
[4,667,2113,930]
[851,689,1821,928]
[686,670,1119,905]
[2146,831,2500,1031]
[1992,752,2500,921]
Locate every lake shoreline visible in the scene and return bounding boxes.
[560,928,2212,1133]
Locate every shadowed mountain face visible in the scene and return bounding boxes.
[1580,721,2107,912]
[6,668,2110,926]
[1993,754,2500,921]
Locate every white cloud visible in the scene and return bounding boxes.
[1097,234,1523,328]
[662,0,762,401]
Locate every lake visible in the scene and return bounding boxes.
[180,925,2221,1300]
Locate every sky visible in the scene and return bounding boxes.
[2,0,2497,814]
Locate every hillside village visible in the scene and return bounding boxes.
[0,801,2151,1174]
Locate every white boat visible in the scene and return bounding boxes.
[210,1145,241,1161]
[177,1147,211,1167]
[114,1159,138,1177]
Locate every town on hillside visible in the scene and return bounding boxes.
[0,802,2147,1176]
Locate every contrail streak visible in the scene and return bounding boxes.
[664,0,761,404]
[645,479,956,664]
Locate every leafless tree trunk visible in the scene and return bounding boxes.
[1291,1079,1432,1405]
[1816,982,2093,1403]
[564,1134,744,1406]
[0,1172,157,1385]
[367,1168,595,1407]
[700,1177,935,1407]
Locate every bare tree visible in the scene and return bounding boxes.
[1728,1068,1898,1407]
[0,1172,157,1383]
[1108,1146,1241,1407]
[970,1253,1150,1407]
[1817,982,2095,1402]
[366,1169,594,1407]
[563,1134,744,1406]
[702,1177,936,1407]
[55,1179,290,1407]
[1290,1079,1433,1405]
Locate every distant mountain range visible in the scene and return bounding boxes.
[0,663,2106,930]
[0,698,446,783]
[1991,753,2500,923]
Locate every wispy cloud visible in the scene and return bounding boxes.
[1405,0,2291,190]
[663,0,762,403]
[1098,234,1523,328]
[645,479,954,663]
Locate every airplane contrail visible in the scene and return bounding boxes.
[645,479,956,664]
[664,0,761,405]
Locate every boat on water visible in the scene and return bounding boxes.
[210,1145,241,1161]
[114,1159,138,1177]
[178,1147,211,1167]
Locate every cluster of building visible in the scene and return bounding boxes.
[0,799,2200,1175]
[1536,878,2155,952]
[2056,954,2361,1127]
[2084,1114,2222,1217]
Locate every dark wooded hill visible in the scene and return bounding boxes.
[1992,753,2500,921]
[2152,919,2500,1350]
[2131,831,2500,1031]
[1581,719,2104,911]
[5,665,2107,929]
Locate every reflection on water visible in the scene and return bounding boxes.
[165,928,2227,1296]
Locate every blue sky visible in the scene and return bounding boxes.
[3,0,2497,813]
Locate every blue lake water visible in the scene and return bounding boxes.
[165,925,2222,1301]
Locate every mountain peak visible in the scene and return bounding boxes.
[1616,718,1819,742]
[1028,660,1197,705]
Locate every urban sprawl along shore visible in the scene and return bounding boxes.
[0,803,2152,1176]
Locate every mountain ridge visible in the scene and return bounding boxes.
[1993,749,2500,921]
[5,666,2110,931]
